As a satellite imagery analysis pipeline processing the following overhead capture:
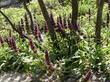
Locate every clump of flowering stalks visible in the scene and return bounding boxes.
[6,36,19,52]
[0,36,4,46]
[57,22,65,36]
[57,16,65,29]
[34,24,43,42]
[16,21,29,39]
[44,50,55,72]
[56,17,66,37]
[43,50,59,82]
[28,38,37,53]
[56,16,68,30]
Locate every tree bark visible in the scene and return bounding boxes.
[95,0,104,45]
[37,0,57,42]
[71,0,79,25]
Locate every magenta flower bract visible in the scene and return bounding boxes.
[6,37,18,52]
[28,38,37,53]
[44,50,55,71]
[10,37,18,52]
[45,50,51,65]
[34,24,43,41]
[34,24,41,39]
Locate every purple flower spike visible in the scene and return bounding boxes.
[44,50,55,71]
[17,22,24,38]
[45,50,51,65]
[6,36,18,52]
[10,37,18,52]
[57,22,63,32]
[57,22,65,37]
[50,13,55,26]
[29,38,37,53]
[34,24,41,39]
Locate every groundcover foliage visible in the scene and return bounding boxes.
[0,0,110,81]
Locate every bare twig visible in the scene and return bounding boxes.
[0,10,29,39]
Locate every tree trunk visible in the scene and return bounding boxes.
[37,0,57,42]
[95,0,104,45]
[71,0,79,25]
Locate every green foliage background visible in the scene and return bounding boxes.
[0,0,110,81]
